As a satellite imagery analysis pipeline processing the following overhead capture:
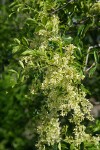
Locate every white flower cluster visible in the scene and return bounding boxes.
[36,44,94,148]
[36,117,61,150]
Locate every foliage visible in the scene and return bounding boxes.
[0,0,100,150]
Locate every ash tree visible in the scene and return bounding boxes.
[0,0,100,150]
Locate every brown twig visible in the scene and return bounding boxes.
[84,44,100,73]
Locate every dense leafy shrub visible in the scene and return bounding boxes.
[0,0,100,149]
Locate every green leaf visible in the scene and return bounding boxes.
[58,142,61,150]
[22,37,29,46]
[8,69,19,78]
[94,51,98,64]
[21,49,34,55]
[62,36,73,44]
[26,18,36,25]
[9,12,15,17]
[77,25,85,37]
[12,46,20,54]
[14,38,21,45]
[82,23,92,38]
[19,60,24,68]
